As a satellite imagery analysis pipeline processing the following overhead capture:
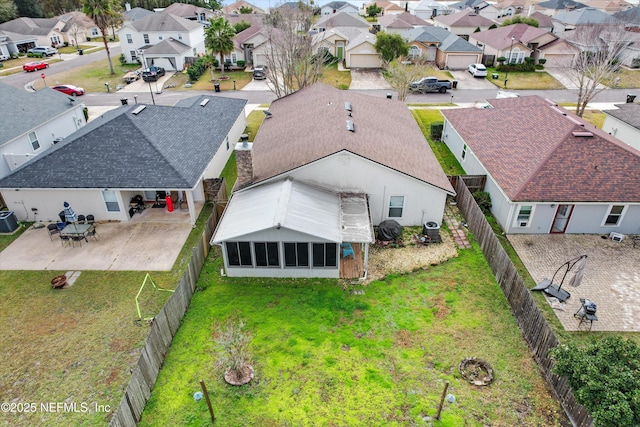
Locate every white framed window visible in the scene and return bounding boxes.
[254,242,280,267]
[102,191,120,212]
[603,205,625,226]
[284,242,309,267]
[91,28,99,36]
[51,35,61,45]
[143,34,149,44]
[126,34,132,44]
[388,196,405,218]
[226,241,252,266]
[231,52,237,63]
[408,46,421,59]
[515,205,533,227]
[28,131,40,151]
[312,243,337,268]
[461,144,467,160]
[130,50,137,61]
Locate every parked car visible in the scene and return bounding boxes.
[253,66,267,80]
[468,63,487,78]
[27,46,58,57]
[0,53,10,61]
[123,70,141,84]
[408,76,452,93]
[141,66,165,82]
[51,84,85,96]
[23,61,49,72]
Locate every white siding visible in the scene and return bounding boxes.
[602,116,640,152]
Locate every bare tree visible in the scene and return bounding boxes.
[261,3,325,98]
[385,58,431,101]
[566,24,630,117]
[69,23,80,47]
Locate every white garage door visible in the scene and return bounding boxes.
[349,54,381,68]
[446,54,475,70]
[543,54,573,68]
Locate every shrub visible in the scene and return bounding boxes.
[472,191,492,214]
[213,314,253,384]
[86,36,91,41]
[186,56,209,81]
[237,60,245,68]
[524,57,535,64]
[535,64,544,70]
[63,41,69,47]
[119,53,126,65]
[430,121,444,140]
[538,58,546,65]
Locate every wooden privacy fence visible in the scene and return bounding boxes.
[454,179,593,427]
[448,175,486,194]
[108,209,219,427]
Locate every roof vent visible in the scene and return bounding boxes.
[263,110,272,118]
[346,120,354,132]
[572,131,593,137]
[131,105,146,115]
[200,98,209,107]
[344,102,352,112]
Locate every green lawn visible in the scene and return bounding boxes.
[318,62,352,89]
[139,247,565,426]
[411,109,465,175]
[485,68,564,90]
[29,58,140,92]
[611,68,640,89]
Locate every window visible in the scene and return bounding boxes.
[388,196,405,218]
[231,52,237,63]
[226,242,252,266]
[408,46,421,59]
[51,35,61,45]
[126,34,133,44]
[312,243,337,267]
[102,191,120,212]
[284,243,309,267]
[28,131,40,150]
[604,205,625,226]
[461,144,467,160]
[130,50,137,61]
[516,205,533,227]
[143,34,149,44]
[254,242,279,267]
[91,28,99,36]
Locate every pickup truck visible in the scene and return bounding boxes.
[142,66,165,82]
[409,77,452,93]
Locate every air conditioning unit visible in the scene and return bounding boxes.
[610,232,625,242]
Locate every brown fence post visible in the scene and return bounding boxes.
[200,380,216,423]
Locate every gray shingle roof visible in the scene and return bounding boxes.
[129,12,203,32]
[0,17,57,36]
[125,7,154,21]
[0,95,247,190]
[538,0,586,10]
[604,103,640,129]
[250,83,454,194]
[0,82,82,145]
[554,7,622,25]
[315,12,370,28]
[144,37,191,54]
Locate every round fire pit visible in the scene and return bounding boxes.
[51,275,67,289]
[459,357,494,386]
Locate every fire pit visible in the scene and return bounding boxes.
[51,275,67,289]
[459,357,494,386]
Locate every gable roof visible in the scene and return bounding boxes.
[322,1,356,9]
[604,103,640,129]
[124,7,154,21]
[313,26,368,44]
[143,37,191,54]
[314,11,370,28]
[472,23,554,49]
[411,26,482,52]
[378,12,430,28]
[434,10,496,27]
[161,2,214,18]
[0,96,247,190]
[250,83,454,193]
[127,12,203,32]
[442,96,640,202]
[0,17,57,36]
[554,7,623,25]
[0,82,83,145]
[613,7,640,25]
[537,0,587,10]
[222,1,266,14]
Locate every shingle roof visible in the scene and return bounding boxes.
[250,83,454,194]
[434,10,496,27]
[144,37,191,54]
[604,103,640,129]
[613,7,640,25]
[0,17,57,36]
[0,82,83,145]
[412,26,481,52]
[378,12,430,28]
[128,12,203,32]
[162,2,214,18]
[537,0,587,10]
[0,96,247,190]
[472,24,552,49]
[554,7,622,25]
[315,12,370,28]
[125,7,154,21]
[442,96,640,202]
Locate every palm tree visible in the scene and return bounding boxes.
[205,17,235,78]
[83,0,116,75]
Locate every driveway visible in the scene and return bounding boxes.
[448,69,498,90]
[0,203,203,271]
[508,234,640,332]
[118,71,174,93]
[349,68,391,90]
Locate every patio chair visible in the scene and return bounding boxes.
[60,235,72,247]
[77,214,86,224]
[340,243,355,259]
[86,224,99,241]
[86,214,95,224]
[71,235,84,247]
[48,223,59,240]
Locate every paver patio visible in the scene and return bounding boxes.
[508,234,640,332]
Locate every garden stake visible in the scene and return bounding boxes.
[435,381,449,420]
[200,380,215,423]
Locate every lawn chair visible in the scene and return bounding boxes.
[86,224,99,241]
[340,243,355,259]
[48,223,60,240]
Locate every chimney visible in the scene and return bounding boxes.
[125,2,131,11]
[235,134,253,188]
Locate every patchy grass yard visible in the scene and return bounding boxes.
[411,109,465,175]
[486,68,564,90]
[318,62,351,89]
[139,247,566,426]
[29,58,140,92]
[556,104,606,128]
[611,68,640,89]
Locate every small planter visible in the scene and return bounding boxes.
[223,365,254,386]
[51,275,67,289]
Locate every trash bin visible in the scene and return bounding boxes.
[120,98,128,105]
[214,81,220,92]
[386,93,392,99]
[452,80,458,89]
[627,94,636,103]
[492,73,499,80]
[58,210,66,223]
[78,49,83,55]
[0,211,19,233]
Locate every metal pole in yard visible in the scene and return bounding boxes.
[435,381,449,420]
[200,380,215,423]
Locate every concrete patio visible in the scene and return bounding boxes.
[508,234,640,332]
[0,202,203,271]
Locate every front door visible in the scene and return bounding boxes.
[550,204,574,234]
[336,42,344,60]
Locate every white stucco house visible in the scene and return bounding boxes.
[320,1,360,15]
[211,83,455,278]
[602,102,640,152]
[0,13,101,49]
[441,96,640,235]
[0,96,247,226]
[0,82,87,181]
[117,12,205,70]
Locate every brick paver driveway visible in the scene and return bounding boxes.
[508,234,640,332]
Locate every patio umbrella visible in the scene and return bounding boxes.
[568,254,587,288]
[63,201,78,231]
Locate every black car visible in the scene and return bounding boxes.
[253,66,266,80]
[141,66,166,82]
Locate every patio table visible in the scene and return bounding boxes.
[60,223,92,241]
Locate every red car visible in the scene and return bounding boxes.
[51,84,85,96]
[23,61,48,72]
